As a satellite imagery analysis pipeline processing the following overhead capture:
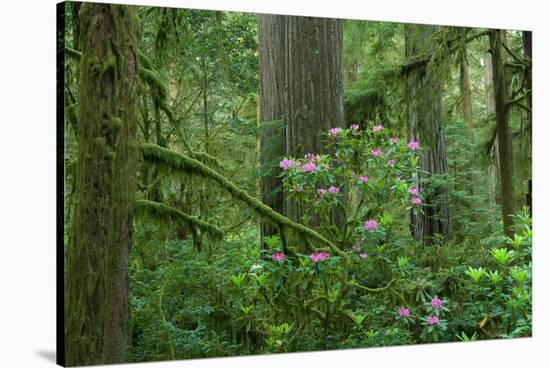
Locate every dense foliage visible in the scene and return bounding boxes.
[63,2,532,364]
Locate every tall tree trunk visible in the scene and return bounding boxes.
[283,16,345,224]
[484,52,500,205]
[65,3,138,365]
[459,51,475,196]
[258,14,286,247]
[522,30,532,215]
[460,53,474,127]
[489,29,514,237]
[405,24,451,244]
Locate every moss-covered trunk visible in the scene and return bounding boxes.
[489,29,514,237]
[258,14,286,246]
[65,3,139,365]
[405,24,451,244]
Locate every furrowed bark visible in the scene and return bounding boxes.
[258,14,286,247]
[405,24,451,244]
[490,29,515,237]
[65,3,139,365]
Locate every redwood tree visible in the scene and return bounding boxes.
[258,15,345,233]
[258,14,286,246]
[405,24,451,244]
[65,3,139,365]
[489,29,514,237]
[283,15,345,224]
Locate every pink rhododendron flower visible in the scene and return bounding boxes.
[328,186,340,194]
[329,127,342,137]
[407,140,420,150]
[272,252,285,262]
[279,159,294,170]
[317,188,327,196]
[373,125,384,132]
[387,159,396,166]
[411,197,422,205]
[304,153,321,163]
[359,175,369,183]
[408,186,418,195]
[359,253,369,259]
[431,296,442,309]
[310,251,330,263]
[303,161,317,172]
[364,219,378,231]
[398,307,411,317]
[371,148,382,157]
[351,124,360,131]
[426,315,440,325]
[390,137,399,144]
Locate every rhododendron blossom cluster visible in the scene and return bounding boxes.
[431,296,442,309]
[426,315,440,325]
[364,219,378,232]
[398,307,411,317]
[272,252,286,262]
[310,252,330,263]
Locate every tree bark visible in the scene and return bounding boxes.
[405,24,451,244]
[71,2,82,51]
[484,52,500,206]
[490,29,514,237]
[65,3,139,365]
[460,52,474,127]
[258,14,286,246]
[522,31,532,215]
[283,16,345,224]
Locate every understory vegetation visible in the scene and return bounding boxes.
[61,2,532,365]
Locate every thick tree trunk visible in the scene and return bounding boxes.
[405,24,451,244]
[490,29,514,237]
[65,4,138,365]
[283,16,345,224]
[258,14,286,246]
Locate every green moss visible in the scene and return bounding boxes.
[140,143,344,256]
[135,199,223,240]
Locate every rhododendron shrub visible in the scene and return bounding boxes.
[279,124,423,249]
[248,124,429,349]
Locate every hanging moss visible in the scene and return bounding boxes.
[135,199,223,240]
[65,3,139,366]
[140,143,344,256]
[138,65,168,102]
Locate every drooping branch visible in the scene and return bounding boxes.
[506,89,531,107]
[502,42,529,67]
[348,277,398,293]
[140,143,343,254]
[135,199,224,240]
[401,29,490,74]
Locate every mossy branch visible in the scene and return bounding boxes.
[401,30,490,74]
[348,278,398,293]
[65,47,82,60]
[140,143,342,254]
[135,199,223,240]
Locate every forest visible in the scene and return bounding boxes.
[60,2,532,366]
